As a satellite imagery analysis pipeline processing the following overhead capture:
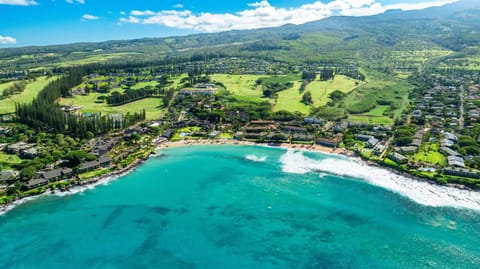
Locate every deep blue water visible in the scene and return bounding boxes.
[1,145,480,268]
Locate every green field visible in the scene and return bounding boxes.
[412,143,447,166]
[56,53,143,67]
[0,152,22,170]
[343,69,413,124]
[307,75,362,107]
[347,105,394,125]
[59,93,163,120]
[131,81,158,90]
[211,74,264,98]
[0,76,59,114]
[273,75,361,114]
[274,81,309,114]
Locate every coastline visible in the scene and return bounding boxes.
[156,139,355,157]
[1,139,478,215]
[0,157,146,216]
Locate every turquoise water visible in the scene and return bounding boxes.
[1,145,480,268]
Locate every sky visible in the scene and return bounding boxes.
[0,0,457,47]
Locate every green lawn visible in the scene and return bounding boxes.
[171,74,188,89]
[343,69,413,123]
[0,152,22,170]
[274,81,310,114]
[348,115,394,125]
[347,105,394,125]
[211,74,264,98]
[131,81,158,90]
[273,75,361,114]
[59,93,163,120]
[307,75,362,107]
[0,76,59,114]
[412,143,447,166]
[56,53,143,67]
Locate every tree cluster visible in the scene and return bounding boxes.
[2,81,27,97]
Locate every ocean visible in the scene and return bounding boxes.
[0,145,479,268]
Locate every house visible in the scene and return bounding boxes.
[411,139,422,147]
[161,129,174,139]
[396,146,418,154]
[447,156,466,168]
[234,131,244,140]
[444,132,458,142]
[440,147,462,157]
[208,131,221,139]
[443,167,480,179]
[78,161,100,173]
[281,126,307,133]
[292,134,314,142]
[25,178,48,190]
[0,171,17,183]
[304,118,323,125]
[41,169,62,181]
[388,152,408,164]
[440,139,454,148]
[366,137,379,148]
[250,120,274,125]
[90,140,114,156]
[267,132,289,142]
[316,137,340,148]
[244,132,266,139]
[62,168,73,178]
[21,147,39,159]
[333,122,348,133]
[6,142,32,154]
[98,156,111,167]
[355,134,374,142]
[373,143,386,156]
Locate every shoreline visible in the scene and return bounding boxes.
[156,139,355,157]
[1,139,478,215]
[0,157,146,216]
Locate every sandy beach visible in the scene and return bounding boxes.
[156,139,356,157]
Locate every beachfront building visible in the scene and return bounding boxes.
[444,167,480,179]
[388,152,408,164]
[25,178,48,190]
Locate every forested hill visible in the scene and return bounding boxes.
[1,0,480,71]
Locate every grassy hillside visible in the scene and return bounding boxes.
[59,93,163,120]
[0,76,58,114]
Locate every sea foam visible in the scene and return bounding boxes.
[279,149,480,211]
[245,154,267,162]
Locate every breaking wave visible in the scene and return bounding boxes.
[279,149,480,211]
[245,154,267,162]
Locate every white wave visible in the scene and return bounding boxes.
[245,154,267,162]
[279,149,480,211]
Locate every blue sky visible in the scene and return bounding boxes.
[0,0,457,47]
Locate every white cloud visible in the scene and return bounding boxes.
[119,0,457,32]
[66,0,84,4]
[0,35,17,44]
[0,0,36,6]
[173,3,184,9]
[81,14,99,21]
[340,0,457,16]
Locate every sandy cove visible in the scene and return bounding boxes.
[156,139,355,157]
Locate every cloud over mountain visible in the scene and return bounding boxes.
[119,0,457,32]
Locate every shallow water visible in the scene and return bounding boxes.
[1,145,479,268]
